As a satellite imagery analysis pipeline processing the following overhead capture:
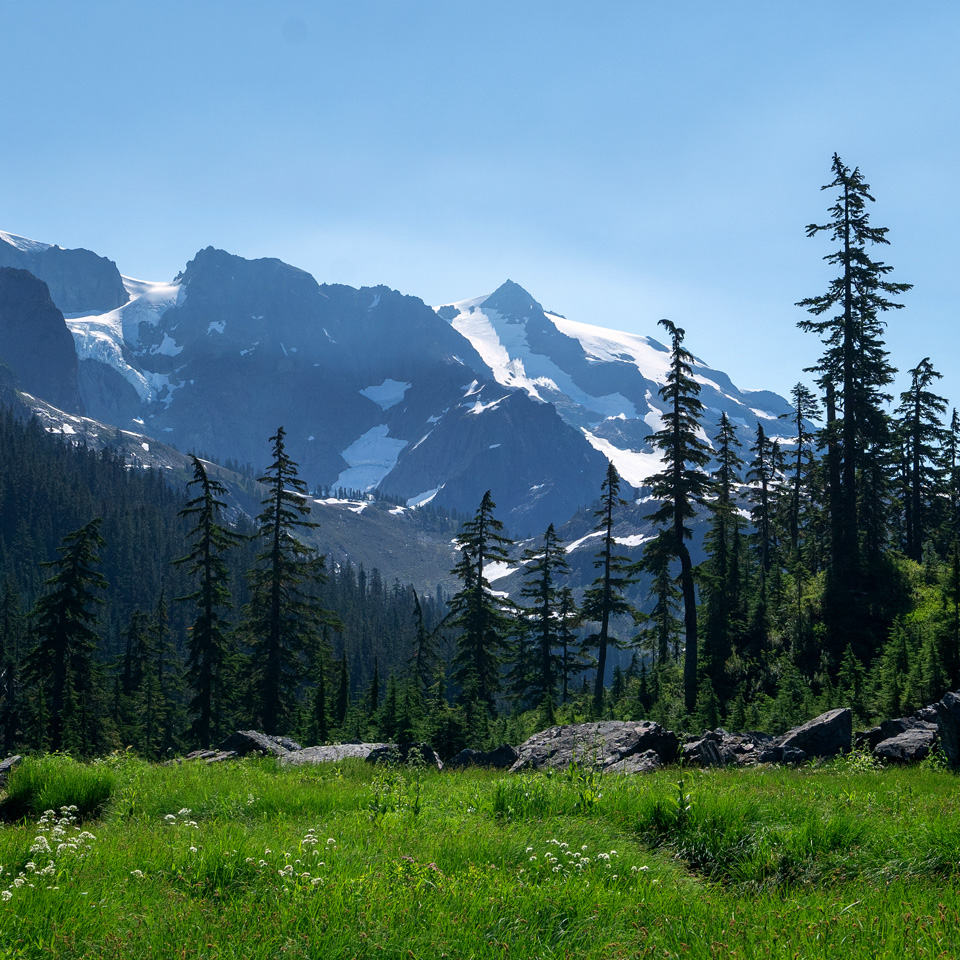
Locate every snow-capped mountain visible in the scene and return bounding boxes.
[0,230,795,537]
[436,280,794,490]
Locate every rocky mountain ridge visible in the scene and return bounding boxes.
[0,229,796,540]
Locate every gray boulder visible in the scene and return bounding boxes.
[856,716,935,753]
[778,708,851,759]
[217,730,299,758]
[447,745,518,770]
[511,721,678,774]
[935,691,960,767]
[283,743,388,765]
[874,724,938,763]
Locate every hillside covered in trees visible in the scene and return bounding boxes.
[1,155,958,758]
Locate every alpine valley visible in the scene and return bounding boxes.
[0,229,794,593]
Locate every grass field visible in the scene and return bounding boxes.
[0,752,957,959]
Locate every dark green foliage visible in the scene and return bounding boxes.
[895,358,947,562]
[449,491,515,713]
[174,456,245,747]
[28,519,108,754]
[797,154,910,657]
[244,427,337,734]
[581,462,638,712]
[646,319,712,712]
[516,524,570,721]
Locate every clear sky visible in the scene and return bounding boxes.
[2,2,958,408]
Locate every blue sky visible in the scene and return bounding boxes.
[2,2,958,407]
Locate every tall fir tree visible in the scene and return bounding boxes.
[796,154,910,628]
[518,523,570,722]
[245,428,337,734]
[29,518,108,753]
[449,491,514,714]
[646,319,712,712]
[174,456,245,747]
[581,462,638,713]
[895,358,947,562]
[699,413,745,700]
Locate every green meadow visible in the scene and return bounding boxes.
[0,753,958,959]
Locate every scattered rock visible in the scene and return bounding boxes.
[934,691,960,767]
[755,744,808,765]
[283,743,388,765]
[366,742,443,770]
[778,708,852,759]
[447,745,519,769]
[874,724,938,763]
[856,716,935,753]
[511,721,679,774]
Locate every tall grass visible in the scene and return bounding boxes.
[0,756,957,958]
[2,754,116,821]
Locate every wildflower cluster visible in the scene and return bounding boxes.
[243,828,334,893]
[1,806,96,902]
[516,838,650,888]
[163,807,200,856]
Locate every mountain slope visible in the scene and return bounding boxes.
[2,229,795,538]
[437,280,795,490]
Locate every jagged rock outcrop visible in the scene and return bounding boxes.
[0,235,128,314]
[0,267,84,413]
[511,720,678,774]
[447,745,518,770]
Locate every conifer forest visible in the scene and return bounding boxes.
[2,155,959,757]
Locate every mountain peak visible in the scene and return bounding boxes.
[482,280,544,323]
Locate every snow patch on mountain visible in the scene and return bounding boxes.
[441,298,635,419]
[64,278,186,403]
[407,486,442,507]
[581,430,664,489]
[360,379,411,410]
[0,230,52,254]
[333,425,408,492]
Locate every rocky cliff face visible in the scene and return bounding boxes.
[6,230,797,538]
[0,267,84,414]
[0,232,128,314]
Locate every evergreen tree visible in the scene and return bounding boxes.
[581,462,638,713]
[556,587,583,706]
[174,456,245,747]
[646,319,712,712]
[895,358,947,562]
[29,519,108,753]
[448,491,514,712]
[0,580,24,753]
[408,589,445,697]
[699,413,745,699]
[634,534,682,667]
[245,428,337,734]
[518,524,569,721]
[797,154,910,601]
